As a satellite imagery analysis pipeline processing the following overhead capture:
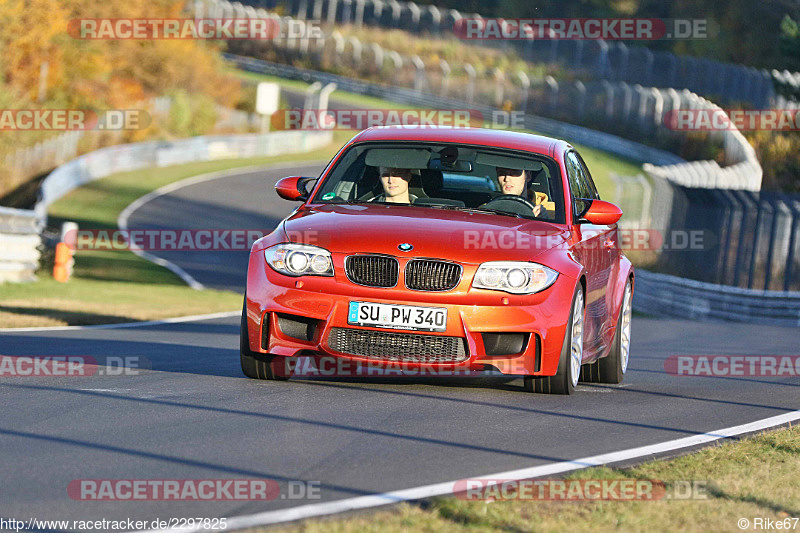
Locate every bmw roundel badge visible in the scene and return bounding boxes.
[398,243,413,252]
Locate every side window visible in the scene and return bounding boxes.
[566,151,591,218]
[575,152,600,200]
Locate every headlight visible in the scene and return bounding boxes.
[265,243,333,276]
[472,262,558,294]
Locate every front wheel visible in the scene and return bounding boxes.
[240,297,289,381]
[524,284,584,394]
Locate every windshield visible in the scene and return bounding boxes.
[311,142,566,223]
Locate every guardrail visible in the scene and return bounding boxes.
[610,169,800,318]
[640,92,761,191]
[208,0,763,191]
[634,270,800,326]
[0,97,263,207]
[34,130,333,222]
[0,130,333,283]
[6,50,793,322]
[226,54,685,167]
[0,206,42,283]
[229,0,796,108]
[230,52,762,189]
[611,171,800,292]
[0,98,171,202]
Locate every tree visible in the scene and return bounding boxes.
[780,15,800,66]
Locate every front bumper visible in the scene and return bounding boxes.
[245,253,576,377]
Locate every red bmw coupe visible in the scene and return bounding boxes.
[241,127,634,394]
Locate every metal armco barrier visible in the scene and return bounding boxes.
[229,0,794,108]
[211,0,763,191]
[225,54,686,167]
[1,130,333,283]
[612,173,800,293]
[0,206,42,283]
[633,270,800,326]
[35,131,334,221]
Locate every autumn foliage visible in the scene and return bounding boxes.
[0,0,240,112]
[0,0,251,200]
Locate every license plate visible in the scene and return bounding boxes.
[347,301,447,332]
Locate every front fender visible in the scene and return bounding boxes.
[251,223,288,253]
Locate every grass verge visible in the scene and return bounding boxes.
[0,140,348,328]
[249,425,799,533]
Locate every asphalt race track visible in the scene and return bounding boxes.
[1,162,799,530]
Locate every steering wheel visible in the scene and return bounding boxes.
[479,195,539,216]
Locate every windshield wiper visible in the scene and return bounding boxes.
[424,204,527,219]
[323,199,379,205]
[328,200,528,218]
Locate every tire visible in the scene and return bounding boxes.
[597,278,633,384]
[580,359,601,383]
[240,296,289,381]
[524,284,584,395]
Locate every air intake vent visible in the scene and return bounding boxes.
[405,259,461,291]
[328,327,468,362]
[345,255,399,288]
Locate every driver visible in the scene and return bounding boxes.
[370,166,418,204]
[496,167,548,218]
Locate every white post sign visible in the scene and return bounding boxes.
[256,82,281,132]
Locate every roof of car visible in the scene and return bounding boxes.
[347,127,569,157]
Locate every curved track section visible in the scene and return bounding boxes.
[1,164,798,530]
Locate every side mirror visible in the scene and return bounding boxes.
[581,200,623,225]
[275,176,315,201]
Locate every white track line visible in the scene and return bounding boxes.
[142,409,800,533]
[117,161,329,290]
[0,310,239,333]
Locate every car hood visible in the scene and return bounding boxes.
[281,204,569,264]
